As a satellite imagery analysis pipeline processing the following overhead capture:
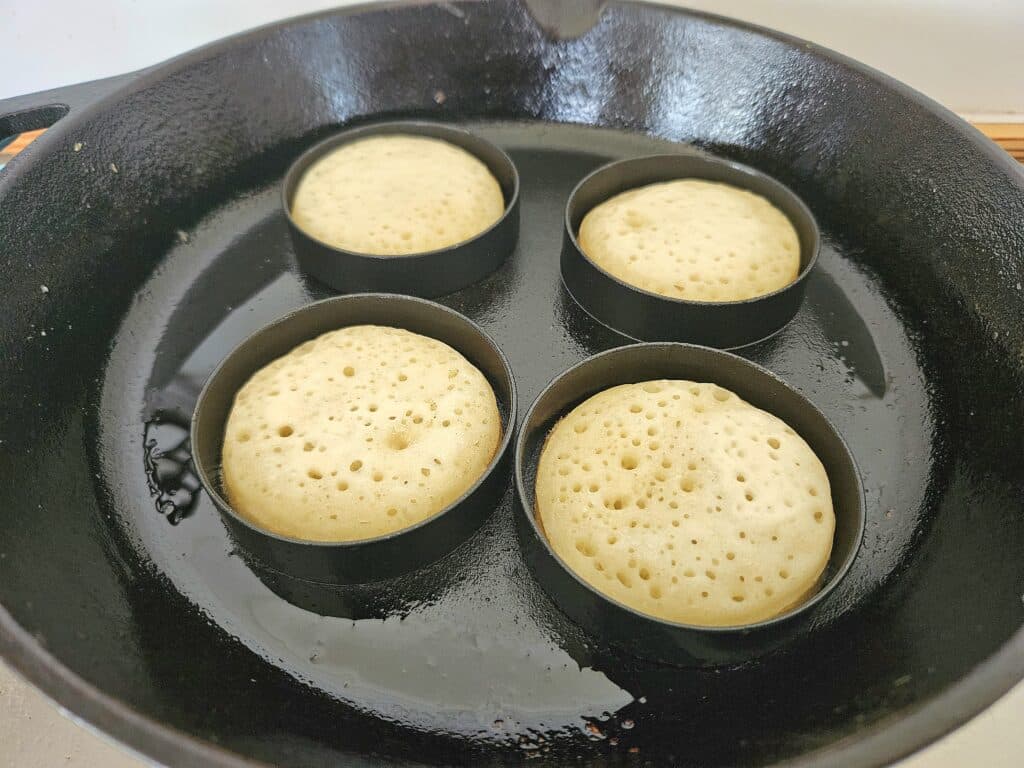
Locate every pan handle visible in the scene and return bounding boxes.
[0,71,141,146]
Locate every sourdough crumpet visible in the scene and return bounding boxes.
[290,135,504,255]
[222,325,501,541]
[535,380,834,626]
[578,179,800,302]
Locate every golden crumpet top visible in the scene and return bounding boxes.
[222,325,501,541]
[291,135,504,256]
[578,179,800,302]
[536,380,834,626]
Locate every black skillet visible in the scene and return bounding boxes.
[0,1,1022,766]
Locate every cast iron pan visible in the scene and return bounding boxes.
[0,1,1022,767]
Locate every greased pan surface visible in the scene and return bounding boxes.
[0,2,1022,767]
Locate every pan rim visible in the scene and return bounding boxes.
[3,597,1023,768]
[1,1,1022,767]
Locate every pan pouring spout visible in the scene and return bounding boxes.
[522,0,608,40]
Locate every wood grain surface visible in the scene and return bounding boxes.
[972,122,1024,162]
[0,128,45,165]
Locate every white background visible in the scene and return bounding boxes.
[2,0,1023,115]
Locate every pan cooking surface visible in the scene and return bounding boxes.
[84,122,987,765]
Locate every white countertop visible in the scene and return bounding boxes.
[1,659,1021,767]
